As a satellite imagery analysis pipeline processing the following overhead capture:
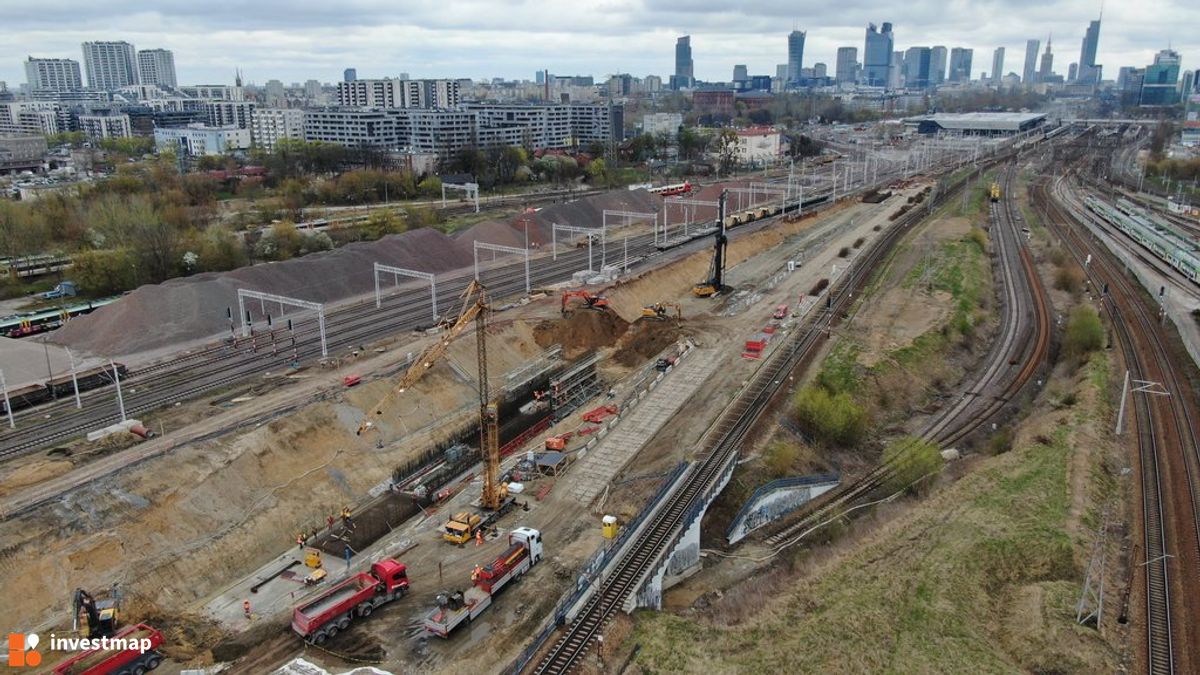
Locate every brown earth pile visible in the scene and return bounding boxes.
[512,189,665,245]
[51,228,474,357]
[532,309,629,359]
[612,319,683,366]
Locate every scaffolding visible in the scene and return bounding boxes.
[548,351,603,420]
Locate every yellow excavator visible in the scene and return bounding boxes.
[358,280,513,545]
[640,303,682,320]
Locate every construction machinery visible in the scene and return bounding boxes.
[72,587,120,639]
[291,559,409,643]
[640,302,682,320]
[359,280,516,544]
[544,432,574,451]
[560,290,609,315]
[693,190,729,297]
[990,182,1001,202]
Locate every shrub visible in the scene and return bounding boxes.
[838,247,851,258]
[809,278,830,296]
[1063,305,1105,361]
[792,385,868,448]
[763,441,801,478]
[1054,266,1085,294]
[853,237,865,248]
[966,228,987,251]
[881,436,943,495]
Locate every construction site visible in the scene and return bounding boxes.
[2,121,1197,675]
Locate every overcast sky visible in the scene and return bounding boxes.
[2,0,1194,87]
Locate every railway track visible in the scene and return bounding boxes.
[921,160,1051,446]
[1037,172,1200,674]
[528,161,992,675]
[761,153,1053,550]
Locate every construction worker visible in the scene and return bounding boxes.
[471,566,481,583]
[296,533,305,550]
[341,506,352,525]
[326,514,335,530]
[475,529,484,546]
[243,600,252,620]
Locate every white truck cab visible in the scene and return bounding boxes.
[510,527,543,564]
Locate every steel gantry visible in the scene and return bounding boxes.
[551,223,605,271]
[236,288,328,358]
[373,263,437,321]
[473,241,531,294]
[662,197,718,242]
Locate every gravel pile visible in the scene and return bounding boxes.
[52,228,473,357]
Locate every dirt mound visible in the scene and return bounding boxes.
[127,605,226,664]
[455,219,528,250]
[532,310,629,359]
[51,228,473,358]
[613,319,683,366]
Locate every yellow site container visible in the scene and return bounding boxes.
[602,515,619,539]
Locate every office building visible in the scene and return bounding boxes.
[81,41,138,90]
[1038,37,1054,82]
[249,108,304,152]
[787,30,806,83]
[733,65,748,83]
[78,113,132,140]
[930,46,948,85]
[155,124,251,155]
[137,49,176,88]
[672,36,694,90]
[1140,49,1181,106]
[1068,63,1078,82]
[890,51,904,90]
[343,68,357,82]
[1023,39,1040,84]
[24,57,83,92]
[863,22,894,87]
[903,47,932,89]
[991,47,1005,84]
[1077,18,1101,84]
[263,79,286,103]
[949,48,973,82]
[644,75,662,92]
[836,47,858,84]
[304,80,322,100]
[206,100,256,129]
[813,63,827,79]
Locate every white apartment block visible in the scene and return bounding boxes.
[0,102,63,135]
[735,127,783,164]
[24,57,83,92]
[155,125,251,156]
[642,112,682,136]
[250,108,304,152]
[81,41,138,90]
[78,113,132,140]
[180,85,245,101]
[335,79,461,108]
[137,49,177,88]
[303,108,403,147]
[206,100,256,129]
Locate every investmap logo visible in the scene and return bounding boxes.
[5,633,41,668]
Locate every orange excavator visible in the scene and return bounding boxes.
[561,290,610,315]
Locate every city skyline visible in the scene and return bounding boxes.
[0,1,1194,87]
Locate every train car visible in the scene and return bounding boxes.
[989,183,1001,202]
[0,297,118,339]
[1085,196,1200,285]
[1,382,53,414]
[46,362,127,399]
[648,182,693,197]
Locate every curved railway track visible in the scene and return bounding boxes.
[1037,173,1200,674]
[528,159,997,675]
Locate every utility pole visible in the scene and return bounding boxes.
[0,369,13,429]
[66,347,81,409]
[111,359,126,422]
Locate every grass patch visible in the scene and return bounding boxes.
[632,356,1119,674]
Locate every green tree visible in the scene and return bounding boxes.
[417,175,443,198]
[764,440,801,478]
[254,221,304,260]
[362,210,406,239]
[72,248,138,295]
[585,158,608,184]
[715,128,741,176]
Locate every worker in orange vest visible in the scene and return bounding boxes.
[243,600,252,619]
[475,528,483,546]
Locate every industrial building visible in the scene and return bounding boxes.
[154,124,252,155]
[904,112,1047,135]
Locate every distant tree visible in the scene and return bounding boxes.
[585,158,608,183]
[714,128,741,175]
[417,175,443,198]
[72,248,138,295]
[881,436,943,495]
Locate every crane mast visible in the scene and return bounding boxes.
[475,288,503,511]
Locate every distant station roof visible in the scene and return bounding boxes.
[904,112,1048,134]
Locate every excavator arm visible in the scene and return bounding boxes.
[357,280,487,435]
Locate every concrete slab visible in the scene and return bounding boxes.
[565,349,721,506]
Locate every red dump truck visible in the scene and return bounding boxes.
[52,623,165,675]
[291,558,409,644]
[424,527,543,638]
